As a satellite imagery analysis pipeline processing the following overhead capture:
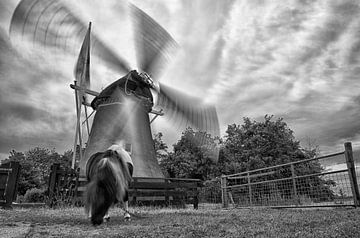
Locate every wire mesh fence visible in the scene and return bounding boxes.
[221,142,360,208]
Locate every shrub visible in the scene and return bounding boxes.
[200,178,222,203]
[24,188,47,203]
[15,195,25,203]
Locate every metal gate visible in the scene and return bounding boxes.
[221,142,360,208]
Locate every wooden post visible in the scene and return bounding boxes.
[228,191,235,207]
[84,104,90,136]
[221,175,228,208]
[193,186,199,209]
[164,178,170,206]
[72,80,83,169]
[1,162,20,209]
[247,172,253,206]
[150,109,163,123]
[290,164,298,205]
[9,162,20,203]
[132,177,137,206]
[47,163,60,208]
[72,81,79,169]
[344,142,360,207]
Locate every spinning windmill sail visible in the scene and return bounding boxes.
[9,0,131,73]
[10,0,220,178]
[74,22,91,104]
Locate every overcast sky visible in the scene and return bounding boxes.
[1,0,360,159]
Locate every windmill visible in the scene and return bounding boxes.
[9,0,220,178]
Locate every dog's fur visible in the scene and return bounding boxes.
[85,149,132,225]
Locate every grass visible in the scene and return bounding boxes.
[1,205,360,237]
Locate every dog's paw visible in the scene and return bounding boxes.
[104,216,110,222]
[124,213,131,221]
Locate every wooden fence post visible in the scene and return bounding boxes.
[193,186,199,209]
[132,177,137,205]
[8,162,20,204]
[221,175,228,208]
[164,178,170,205]
[47,163,60,207]
[1,162,21,209]
[344,142,360,207]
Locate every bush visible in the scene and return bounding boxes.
[14,195,25,203]
[24,188,47,203]
[200,178,222,203]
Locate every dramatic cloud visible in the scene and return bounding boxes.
[1,0,360,159]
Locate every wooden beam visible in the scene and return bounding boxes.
[70,84,99,96]
[72,81,83,169]
[150,109,164,121]
[84,103,90,136]
[82,101,92,107]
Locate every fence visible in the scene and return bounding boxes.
[47,163,80,207]
[47,163,201,208]
[221,142,360,208]
[0,161,21,208]
[129,177,201,208]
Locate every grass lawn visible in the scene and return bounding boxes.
[1,205,360,237]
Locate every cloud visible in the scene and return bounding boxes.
[1,0,360,157]
[0,25,77,155]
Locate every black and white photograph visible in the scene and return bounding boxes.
[1,0,360,237]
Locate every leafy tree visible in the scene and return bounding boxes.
[7,147,72,195]
[223,115,305,170]
[160,115,335,201]
[222,115,335,201]
[8,150,41,195]
[153,132,169,163]
[160,128,219,180]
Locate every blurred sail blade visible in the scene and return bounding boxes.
[74,22,91,104]
[10,0,131,73]
[92,37,132,74]
[157,83,220,161]
[131,4,178,78]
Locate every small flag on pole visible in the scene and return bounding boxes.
[74,22,91,103]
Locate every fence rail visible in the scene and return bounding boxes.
[47,164,201,208]
[221,142,360,208]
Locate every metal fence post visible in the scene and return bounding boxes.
[221,175,228,208]
[247,172,253,206]
[344,142,360,207]
[290,164,298,205]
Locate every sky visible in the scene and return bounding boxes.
[1,0,360,160]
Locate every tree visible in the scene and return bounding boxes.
[7,147,72,195]
[157,116,335,201]
[153,132,169,163]
[223,115,306,170]
[160,128,219,180]
[8,150,41,195]
[222,115,334,201]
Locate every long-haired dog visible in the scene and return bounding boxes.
[85,149,132,225]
